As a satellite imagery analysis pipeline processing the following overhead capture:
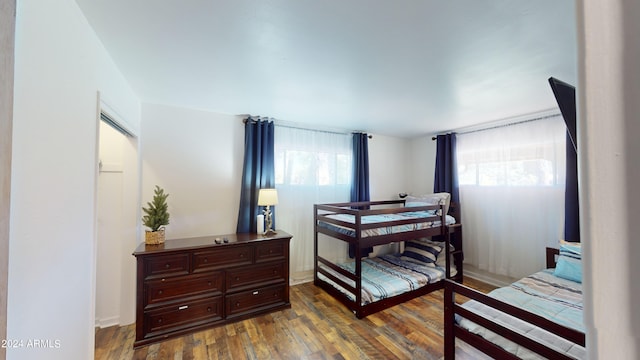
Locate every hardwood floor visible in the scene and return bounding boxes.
[95,277,496,360]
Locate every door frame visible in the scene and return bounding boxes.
[0,1,16,359]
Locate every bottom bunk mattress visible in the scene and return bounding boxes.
[317,254,446,305]
[457,269,585,359]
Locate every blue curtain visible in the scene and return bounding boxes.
[564,132,580,242]
[548,77,579,242]
[349,132,372,258]
[351,133,370,203]
[236,118,275,233]
[433,133,459,204]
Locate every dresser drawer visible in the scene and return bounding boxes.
[225,284,287,318]
[144,253,190,279]
[192,245,253,272]
[145,272,223,308]
[255,240,287,263]
[226,261,286,291]
[144,296,223,337]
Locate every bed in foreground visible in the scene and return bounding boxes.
[444,245,585,359]
[314,194,463,318]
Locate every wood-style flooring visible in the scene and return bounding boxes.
[95,277,496,360]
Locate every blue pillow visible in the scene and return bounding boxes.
[554,244,582,283]
[401,240,442,265]
[559,243,581,258]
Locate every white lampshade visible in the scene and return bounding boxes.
[258,188,278,206]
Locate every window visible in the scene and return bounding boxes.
[456,114,568,279]
[274,126,352,280]
[458,143,563,186]
[275,149,350,186]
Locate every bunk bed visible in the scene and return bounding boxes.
[444,245,585,359]
[314,195,463,318]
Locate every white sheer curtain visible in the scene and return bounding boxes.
[457,114,567,279]
[274,126,352,283]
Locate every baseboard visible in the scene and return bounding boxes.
[463,264,518,288]
[95,316,120,329]
[290,270,314,286]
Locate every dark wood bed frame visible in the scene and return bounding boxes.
[443,247,585,359]
[314,200,463,318]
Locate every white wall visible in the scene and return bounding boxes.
[9,1,140,359]
[407,136,437,195]
[140,103,244,239]
[578,1,640,358]
[368,134,410,200]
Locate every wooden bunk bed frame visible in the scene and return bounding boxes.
[443,247,586,360]
[314,199,463,318]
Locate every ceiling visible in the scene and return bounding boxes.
[75,0,577,138]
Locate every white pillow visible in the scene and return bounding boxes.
[406,193,451,215]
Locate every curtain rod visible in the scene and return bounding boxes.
[431,112,561,140]
[276,123,373,138]
[242,117,273,124]
[242,117,372,138]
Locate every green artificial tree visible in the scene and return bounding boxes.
[142,185,170,232]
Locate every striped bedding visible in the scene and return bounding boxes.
[317,254,446,305]
[457,270,585,359]
[318,212,456,238]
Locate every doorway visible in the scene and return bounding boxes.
[95,109,139,328]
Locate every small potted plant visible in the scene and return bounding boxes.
[142,185,170,245]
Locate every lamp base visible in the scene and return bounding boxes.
[263,228,277,236]
[262,206,276,236]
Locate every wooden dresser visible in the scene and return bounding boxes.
[132,231,292,348]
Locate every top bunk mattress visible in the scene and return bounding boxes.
[318,212,456,238]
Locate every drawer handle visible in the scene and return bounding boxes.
[207,307,212,312]
[165,263,171,269]
[158,290,163,295]
[178,305,189,310]
[203,258,208,263]
[253,291,259,295]
[207,281,212,286]
[239,253,245,258]
[273,270,278,275]
[269,249,274,254]
[158,318,163,324]
[161,278,166,282]
[235,302,241,307]
[235,276,240,281]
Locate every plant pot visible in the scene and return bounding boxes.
[145,228,165,245]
